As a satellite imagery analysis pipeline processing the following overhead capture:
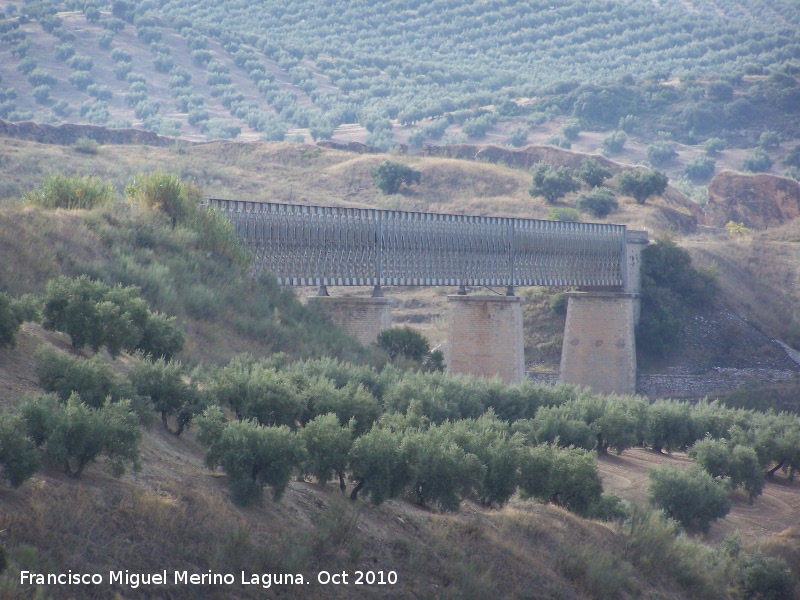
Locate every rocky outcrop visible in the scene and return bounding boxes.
[0,119,174,146]
[705,170,800,229]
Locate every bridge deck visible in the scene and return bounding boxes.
[210,199,628,288]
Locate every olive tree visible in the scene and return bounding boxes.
[370,160,421,194]
[300,413,354,492]
[0,411,40,487]
[647,465,730,533]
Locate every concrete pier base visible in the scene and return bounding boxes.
[308,296,399,345]
[446,295,525,384]
[559,291,637,395]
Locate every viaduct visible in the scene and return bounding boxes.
[210,199,648,395]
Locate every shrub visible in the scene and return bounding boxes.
[300,413,354,492]
[370,160,421,194]
[206,420,306,504]
[45,394,141,478]
[16,57,37,75]
[561,118,582,141]
[0,292,35,348]
[0,411,40,487]
[519,444,604,517]
[506,127,528,148]
[27,69,56,87]
[576,187,618,218]
[529,163,580,203]
[617,169,668,204]
[548,207,581,222]
[618,115,638,133]
[67,54,93,71]
[704,137,725,156]
[579,158,612,188]
[647,465,730,532]
[758,131,780,149]
[685,156,716,179]
[743,149,773,173]
[602,130,627,153]
[647,141,678,166]
[735,551,795,600]
[25,173,115,210]
[35,346,135,409]
[73,136,99,155]
[377,326,430,361]
[68,71,93,91]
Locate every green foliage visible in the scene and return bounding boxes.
[407,425,485,511]
[647,141,678,166]
[561,118,582,141]
[735,551,796,600]
[758,130,780,149]
[637,237,717,358]
[72,136,99,155]
[506,127,528,148]
[300,413,353,491]
[618,115,638,133]
[704,137,725,156]
[348,426,414,504]
[685,156,716,179]
[578,158,612,188]
[689,437,765,503]
[602,130,627,153]
[0,410,40,487]
[529,163,580,204]
[25,173,115,209]
[45,394,141,478]
[129,358,199,434]
[41,275,184,359]
[208,420,306,504]
[519,444,604,517]
[370,160,421,195]
[35,347,136,410]
[783,144,800,168]
[617,168,668,204]
[647,465,731,533]
[547,207,581,222]
[576,187,618,218]
[643,400,691,453]
[377,326,430,361]
[0,292,35,348]
[743,149,773,173]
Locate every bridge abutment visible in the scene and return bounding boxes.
[446,295,525,384]
[308,296,399,345]
[559,291,638,395]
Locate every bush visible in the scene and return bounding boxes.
[206,420,306,505]
[370,160,421,194]
[602,130,627,153]
[45,394,141,477]
[68,71,93,91]
[735,551,795,600]
[579,158,612,188]
[73,136,99,154]
[743,149,773,173]
[300,413,354,491]
[647,141,678,166]
[647,465,730,532]
[704,137,725,156]
[0,411,40,487]
[576,187,618,218]
[67,54,93,71]
[561,118,582,141]
[758,131,780,149]
[548,207,581,222]
[617,169,668,204]
[519,444,604,517]
[377,326,430,361]
[685,156,716,179]
[27,69,56,87]
[529,163,580,203]
[0,292,35,348]
[506,127,528,148]
[25,173,114,210]
[618,115,638,133]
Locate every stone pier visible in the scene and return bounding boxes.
[558,291,637,395]
[446,295,525,384]
[308,296,399,345]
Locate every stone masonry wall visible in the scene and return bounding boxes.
[559,292,637,395]
[307,296,398,345]
[446,295,525,384]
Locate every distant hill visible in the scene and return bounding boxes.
[0,0,799,181]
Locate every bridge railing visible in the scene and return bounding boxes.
[208,199,627,288]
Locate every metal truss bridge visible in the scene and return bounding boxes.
[209,199,630,289]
